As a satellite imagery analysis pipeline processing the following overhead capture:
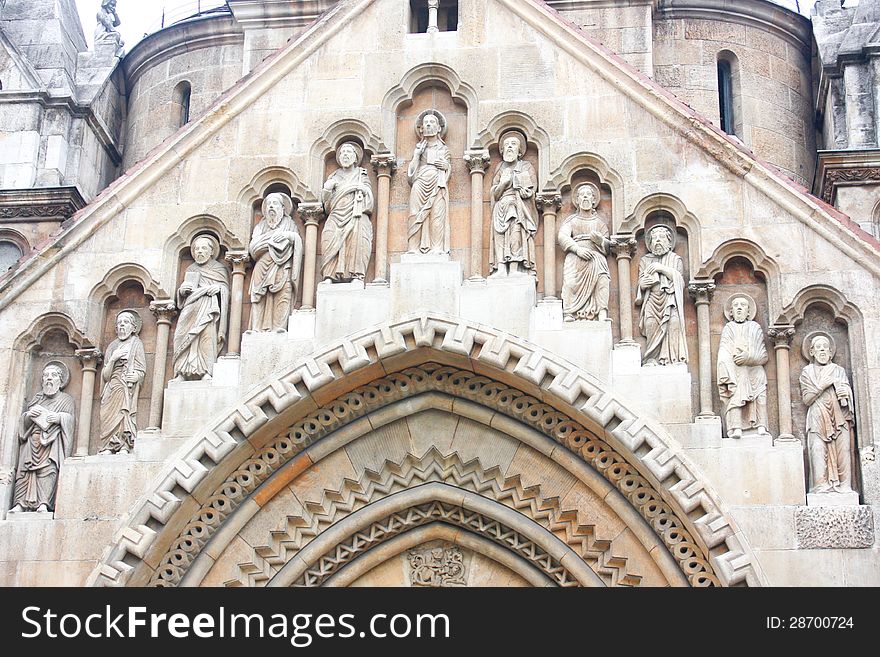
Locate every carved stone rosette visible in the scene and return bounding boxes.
[408,545,466,587]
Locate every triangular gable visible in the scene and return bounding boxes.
[0,29,43,90]
[2,0,879,311]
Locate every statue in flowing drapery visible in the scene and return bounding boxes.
[321,142,374,282]
[558,182,610,321]
[407,111,450,254]
[10,362,75,513]
[489,131,538,278]
[249,192,303,332]
[717,294,769,439]
[99,310,147,454]
[635,225,688,366]
[172,235,230,381]
[800,333,856,494]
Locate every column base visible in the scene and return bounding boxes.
[775,433,800,443]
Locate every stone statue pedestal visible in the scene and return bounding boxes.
[211,355,241,388]
[239,328,316,390]
[288,308,316,340]
[529,303,612,383]
[391,253,461,318]
[316,279,390,344]
[162,378,240,437]
[723,428,773,448]
[6,509,54,520]
[612,362,692,424]
[667,415,722,448]
[462,274,536,337]
[807,491,861,507]
[610,342,641,376]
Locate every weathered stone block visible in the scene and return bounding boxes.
[795,505,874,549]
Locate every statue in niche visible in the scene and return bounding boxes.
[717,294,769,439]
[249,192,303,332]
[172,235,230,381]
[95,0,124,57]
[558,182,610,321]
[800,333,856,494]
[321,142,374,282]
[635,225,688,365]
[10,362,75,513]
[489,131,538,277]
[407,111,451,254]
[99,310,146,454]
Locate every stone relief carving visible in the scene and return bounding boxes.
[172,235,230,381]
[95,0,124,57]
[800,333,856,495]
[489,131,538,278]
[320,142,374,283]
[10,362,75,513]
[407,110,450,254]
[408,545,467,587]
[717,294,769,439]
[635,225,688,366]
[558,183,611,321]
[248,192,303,332]
[99,310,146,454]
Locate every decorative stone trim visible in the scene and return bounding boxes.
[822,166,880,204]
[89,315,761,588]
[0,187,86,221]
[408,544,466,588]
[795,506,875,549]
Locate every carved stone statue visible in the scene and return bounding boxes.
[172,235,230,381]
[249,192,303,332]
[321,142,374,282]
[717,294,769,439]
[800,333,855,494]
[489,131,538,277]
[10,362,75,513]
[95,0,124,57]
[558,183,610,321]
[99,310,146,454]
[635,225,688,365]
[407,111,450,254]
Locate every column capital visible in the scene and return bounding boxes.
[535,190,562,212]
[371,152,398,177]
[463,149,491,174]
[75,347,103,368]
[299,202,325,227]
[149,299,177,324]
[768,325,796,348]
[687,280,716,305]
[609,235,638,259]
[224,250,250,273]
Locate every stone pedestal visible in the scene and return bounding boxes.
[610,342,641,376]
[211,356,241,388]
[239,329,317,390]
[529,306,613,383]
[391,253,461,318]
[807,491,861,507]
[666,415,722,448]
[612,362,692,423]
[462,274,536,338]
[162,379,240,437]
[288,308,316,340]
[6,510,53,520]
[316,279,391,344]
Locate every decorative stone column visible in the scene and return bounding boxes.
[427,0,440,33]
[688,281,717,418]
[769,325,797,441]
[148,299,177,430]
[299,203,324,309]
[464,149,490,280]
[535,191,562,298]
[74,348,102,456]
[224,251,249,356]
[609,235,638,343]
[371,153,397,284]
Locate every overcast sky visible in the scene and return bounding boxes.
[74,0,832,53]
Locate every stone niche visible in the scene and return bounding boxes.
[710,257,778,437]
[93,281,155,454]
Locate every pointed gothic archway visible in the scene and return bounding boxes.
[90,315,766,588]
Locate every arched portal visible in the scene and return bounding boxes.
[90,316,765,588]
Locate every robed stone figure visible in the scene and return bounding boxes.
[717,295,769,439]
[10,362,75,513]
[558,183,610,321]
[800,334,855,494]
[489,131,538,277]
[249,192,303,332]
[635,225,688,365]
[407,112,450,254]
[99,310,147,454]
[321,142,374,282]
[172,235,230,381]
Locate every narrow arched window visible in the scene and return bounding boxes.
[173,81,192,127]
[717,51,742,138]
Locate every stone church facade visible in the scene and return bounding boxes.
[0,0,878,586]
